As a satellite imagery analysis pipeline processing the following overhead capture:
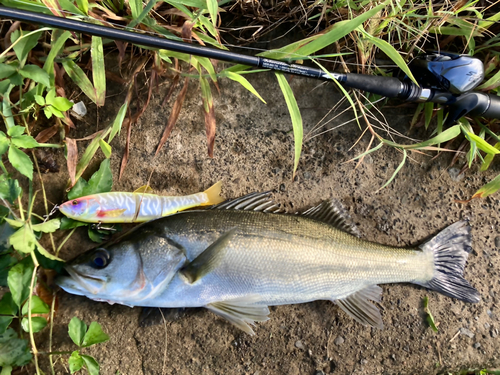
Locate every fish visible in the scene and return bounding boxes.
[59,181,223,223]
[56,192,480,335]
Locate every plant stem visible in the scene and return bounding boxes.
[56,228,76,256]
[48,294,57,375]
[28,251,41,375]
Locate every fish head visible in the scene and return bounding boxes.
[59,196,100,221]
[56,230,187,305]
[56,241,145,302]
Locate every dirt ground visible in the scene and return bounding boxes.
[29,61,500,375]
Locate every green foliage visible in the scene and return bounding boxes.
[423,296,438,332]
[0,126,40,180]
[68,317,108,374]
[68,159,113,200]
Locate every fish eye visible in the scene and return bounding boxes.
[91,248,110,269]
[72,200,79,205]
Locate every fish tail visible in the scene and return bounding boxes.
[416,220,480,303]
[200,181,224,206]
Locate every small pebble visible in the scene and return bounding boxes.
[491,330,498,338]
[279,183,286,192]
[495,236,500,248]
[473,343,481,349]
[460,327,475,338]
[295,340,305,350]
[334,336,344,345]
[448,168,464,182]
[303,172,311,180]
[485,322,490,330]
[313,371,325,375]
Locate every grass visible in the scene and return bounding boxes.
[0,0,499,373]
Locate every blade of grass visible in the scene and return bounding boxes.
[91,36,106,106]
[275,72,302,178]
[108,103,128,143]
[472,173,500,199]
[378,149,407,190]
[223,71,266,103]
[199,75,216,157]
[62,60,96,104]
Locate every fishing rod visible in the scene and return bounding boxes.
[1,6,500,124]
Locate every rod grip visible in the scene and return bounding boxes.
[343,73,404,98]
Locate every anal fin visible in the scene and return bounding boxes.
[206,296,270,336]
[335,285,383,329]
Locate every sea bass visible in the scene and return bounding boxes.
[59,181,223,223]
[56,193,480,334]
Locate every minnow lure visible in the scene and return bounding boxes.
[59,181,223,223]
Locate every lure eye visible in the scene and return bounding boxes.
[91,248,110,269]
[72,200,79,206]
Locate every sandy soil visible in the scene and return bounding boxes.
[30,62,500,375]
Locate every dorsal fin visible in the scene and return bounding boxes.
[302,200,360,237]
[211,192,283,213]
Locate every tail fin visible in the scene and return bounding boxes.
[416,220,480,303]
[200,181,224,206]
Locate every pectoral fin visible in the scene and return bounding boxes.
[335,285,383,329]
[206,296,270,335]
[180,229,235,283]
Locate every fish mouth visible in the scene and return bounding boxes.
[56,265,107,295]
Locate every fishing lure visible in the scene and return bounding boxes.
[59,181,223,223]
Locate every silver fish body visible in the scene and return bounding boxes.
[57,195,480,334]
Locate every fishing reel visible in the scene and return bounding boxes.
[408,52,484,94]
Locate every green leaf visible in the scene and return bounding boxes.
[19,65,50,87]
[75,0,89,14]
[0,132,9,155]
[481,142,500,172]
[21,295,50,315]
[224,71,266,103]
[0,293,17,316]
[34,95,45,106]
[36,242,64,262]
[423,296,438,332]
[7,126,25,138]
[60,217,88,230]
[69,351,84,373]
[108,103,128,143]
[0,175,22,204]
[21,316,47,333]
[0,316,13,335]
[11,135,39,149]
[424,102,434,130]
[275,73,302,178]
[401,125,461,150]
[206,0,218,27]
[52,97,74,112]
[11,29,42,66]
[74,134,105,183]
[41,30,72,90]
[91,36,106,106]
[88,227,108,243]
[379,149,407,190]
[129,0,143,18]
[99,139,112,158]
[82,355,100,375]
[262,0,389,60]
[466,132,500,155]
[8,146,33,180]
[67,178,89,200]
[82,321,109,347]
[34,249,65,273]
[44,106,53,119]
[69,317,87,347]
[83,159,113,196]
[0,328,32,367]
[7,258,34,307]
[360,31,418,85]
[472,173,500,199]
[4,218,23,229]
[31,218,60,233]
[62,60,97,104]
[0,64,17,80]
[9,226,36,254]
